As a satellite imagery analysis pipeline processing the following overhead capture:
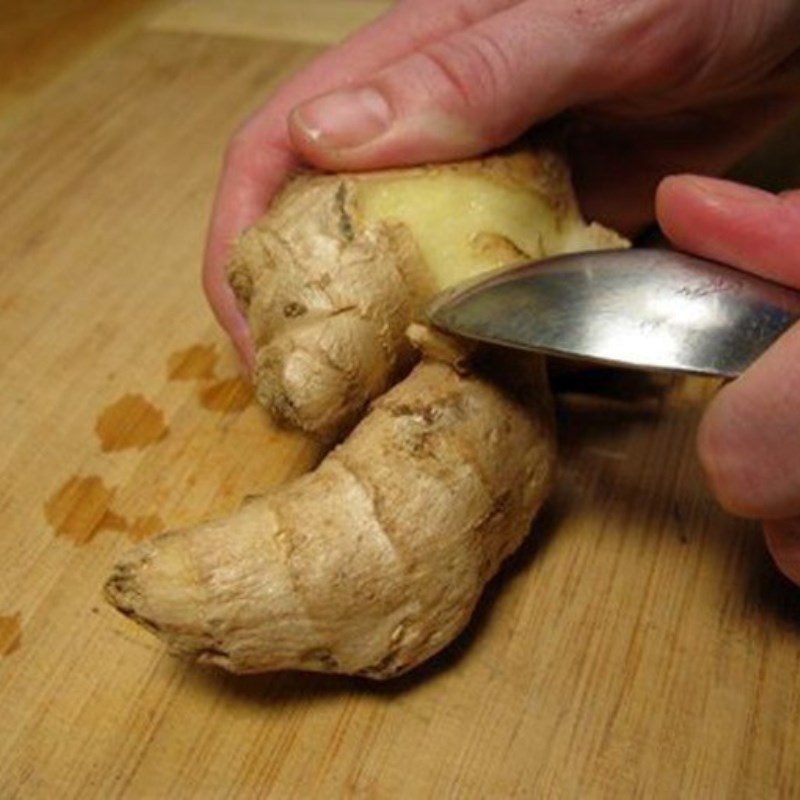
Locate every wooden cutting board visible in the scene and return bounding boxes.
[1,2,799,797]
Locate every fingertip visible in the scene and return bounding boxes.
[698,321,800,521]
[229,314,256,378]
[655,175,687,239]
[655,174,736,242]
[655,173,688,196]
[655,173,694,213]
[695,380,791,520]
[696,388,762,519]
[764,518,800,586]
[657,174,766,222]
[210,298,255,379]
[202,253,256,379]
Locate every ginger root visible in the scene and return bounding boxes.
[105,149,627,679]
[227,150,625,442]
[105,354,555,678]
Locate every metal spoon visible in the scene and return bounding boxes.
[426,249,800,378]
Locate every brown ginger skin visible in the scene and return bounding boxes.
[226,150,626,442]
[226,175,423,443]
[105,150,626,679]
[105,353,556,679]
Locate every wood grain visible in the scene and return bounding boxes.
[0,0,167,112]
[149,0,393,44]
[0,2,799,798]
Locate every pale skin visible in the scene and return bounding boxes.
[204,0,800,584]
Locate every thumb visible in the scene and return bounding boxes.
[287,1,693,171]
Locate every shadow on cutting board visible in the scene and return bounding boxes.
[554,369,800,632]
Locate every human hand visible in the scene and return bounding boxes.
[658,176,800,585]
[204,0,800,370]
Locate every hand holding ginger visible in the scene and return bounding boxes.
[205,0,800,585]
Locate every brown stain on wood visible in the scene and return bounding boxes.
[0,294,18,311]
[98,508,128,532]
[167,344,218,381]
[0,613,21,656]
[45,476,166,544]
[199,377,253,413]
[169,343,254,413]
[45,475,118,544]
[128,514,165,541]
[95,393,168,451]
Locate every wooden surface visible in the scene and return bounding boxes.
[1,2,799,797]
[0,0,168,115]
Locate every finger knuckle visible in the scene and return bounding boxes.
[764,523,800,585]
[421,30,511,125]
[577,0,715,94]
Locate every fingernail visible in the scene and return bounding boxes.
[291,87,392,150]
[680,176,776,206]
